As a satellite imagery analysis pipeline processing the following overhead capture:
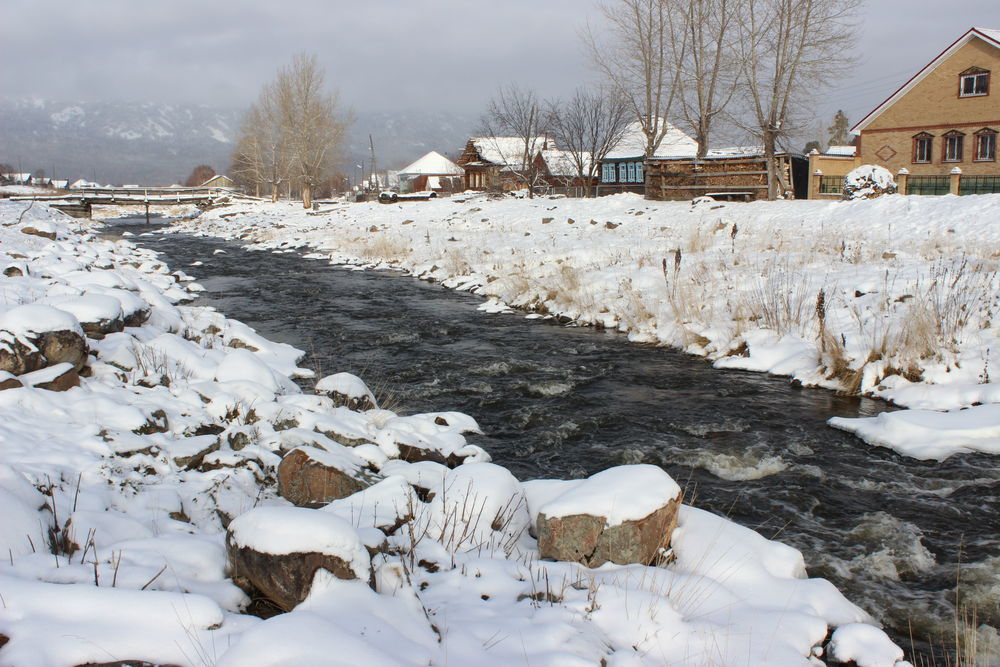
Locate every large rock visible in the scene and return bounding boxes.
[536,465,682,567]
[0,305,88,374]
[278,446,375,508]
[227,506,371,611]
[314,372,378,411]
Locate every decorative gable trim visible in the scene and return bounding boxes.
[853,28,1000,133]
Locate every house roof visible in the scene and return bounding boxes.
[825,145,857,157]
[539,149,592,177]
[201,174,233,186]
[469,137,551,170]
[400,151,464,176]
[852,27,1000,133]
[605,120,698,160]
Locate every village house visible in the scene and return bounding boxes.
[597,120,698,196]
[200,174,236,190]
[851,26,1000,196]
[533,148,594,195]
[397,151,464,194]
[457,136,554,192]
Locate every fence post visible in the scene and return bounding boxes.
[896,168,909,195]
[950,167,962,195]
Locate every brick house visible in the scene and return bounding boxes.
[852,26,1000,195]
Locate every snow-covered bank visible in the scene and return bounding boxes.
[176,193,1000,462]
[0,201,905,664]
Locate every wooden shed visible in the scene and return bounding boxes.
[645,149,808,201]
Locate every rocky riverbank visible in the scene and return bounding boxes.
[0,200,903,665]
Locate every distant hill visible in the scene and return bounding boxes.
[0,98,478,186]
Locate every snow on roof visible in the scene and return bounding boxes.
[853,27,1000,133]
[605,120,698,160]
[539,149,592,177]
[470,137,551,170]
[825,145,857,157]
[200,175,232,187]
[399,151,464,176]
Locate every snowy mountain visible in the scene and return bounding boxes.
[0,98,478,186]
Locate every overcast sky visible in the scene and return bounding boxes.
[2,0,998,140]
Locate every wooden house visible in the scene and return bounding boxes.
[597,120,698,195]
[533,149,595,193]
[200,174,236,190]
[457,137,553,192]
[398,151,465,194]
[852,26,1000,195]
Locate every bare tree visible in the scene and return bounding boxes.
[546,87,632,196]
[231,54,350,207]
[481,84,548,197]
[585,0,688,158]
[736,0,861,198]
[676,0,740,157]
[281,54,349,208]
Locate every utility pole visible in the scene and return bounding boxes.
[369,135,377,192]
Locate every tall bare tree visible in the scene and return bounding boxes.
[281,54,349,208]
[231,54,349,207]
[546,87,632,196]
[676,0,739,157]
[585,0,688,158]
[737,0,861,198]
[481,84,548,197]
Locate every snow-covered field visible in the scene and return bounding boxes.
[174,192,1000,462]
[0,201,912,664]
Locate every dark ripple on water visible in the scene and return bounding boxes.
[116,223,1000,661]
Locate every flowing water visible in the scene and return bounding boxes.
[113,222,1000,661]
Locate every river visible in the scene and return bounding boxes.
[112,222,1000,661]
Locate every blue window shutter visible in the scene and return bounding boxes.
[627,162,636,182]
[636,162,644,182]
[619,163,627,182]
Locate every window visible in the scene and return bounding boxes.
[619,163,628,183]
[959,68,990,97]
[635,162,644,183]
[627,162,636,183]
[912,133,933,163]
[974,129,997,161]
[602,163,616,183]
[943,131,964,162]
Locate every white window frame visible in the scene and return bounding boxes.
[627,162,636,183]
[975,132,997,161]
[602,163,616,182]
[636,162,644,183]
[944,133,964,162]
[960,71,989,97]
[618,163,628,183]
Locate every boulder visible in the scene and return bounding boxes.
[31,363,81,392]
[314,372,378,411]
[20,226,57,240]
[36,330,88,371]
[227,506,371,611]
[278,446,375,508]
[0,371,22,391]
[536,465,682,567]
[0,337,43,376]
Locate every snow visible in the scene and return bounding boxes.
[826,145,858,157]
[0,197,931,665]
[315,371,377,403]
[399,150,464,176]
[828,623,906,667]
[829,404,1000,460]
[845,165,896,199]
[605,119,698,159]
[227,506,371,578]
[0,303,83,338]
[538,464,680,526]
[470,136,550,170]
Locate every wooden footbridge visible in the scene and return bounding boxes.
[8,186,236,218]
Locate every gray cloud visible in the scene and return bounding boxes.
[2,0,998,137]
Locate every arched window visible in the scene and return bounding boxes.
[912,132,933,163]
[943,130,964,162]
[974,128,997,161]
